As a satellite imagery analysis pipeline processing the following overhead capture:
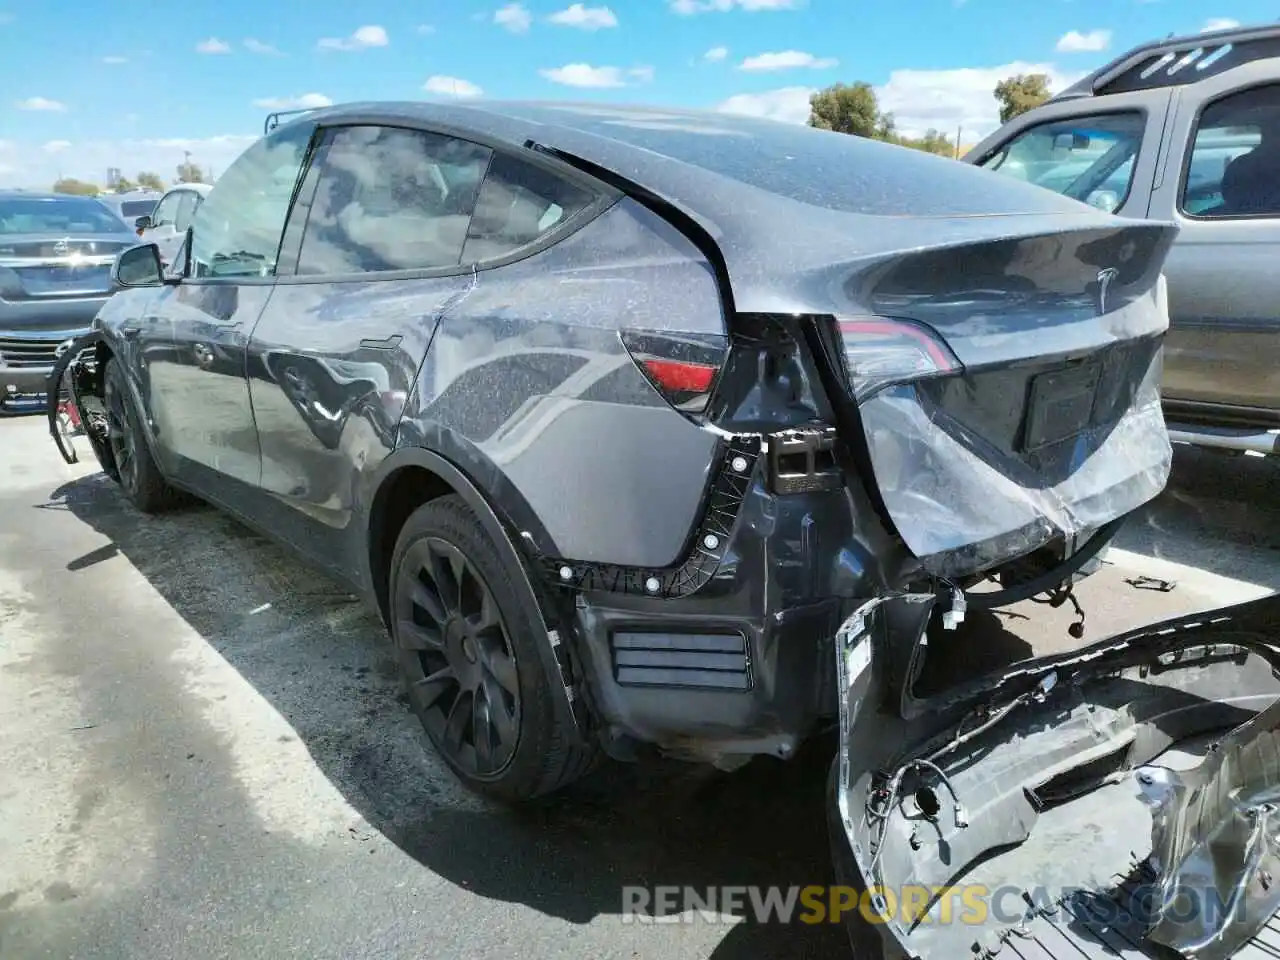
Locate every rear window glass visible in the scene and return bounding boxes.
[1181,83,1280,218]
[0,196,129,234]
[499,104,1085,217]
[119,200,157,218]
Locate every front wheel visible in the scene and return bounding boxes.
[389,495,598,802]
[102,360,182,513]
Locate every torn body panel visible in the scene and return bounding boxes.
[832,591,1280,960]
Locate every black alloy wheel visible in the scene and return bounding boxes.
[104,371,140,495]
[394,535,522,779]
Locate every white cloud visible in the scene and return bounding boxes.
[494,3,533,32]
[540,63,629,87]
[16,96,67,112]
[548,3,617,29]
[416,24,436,35]
[195,37,231,54]
[739,50,837,71]
[101,55,128,64]
[317,25,389,51]
[251,93,333,110]
[877,61,1084,140]
[629,65,655,82]
[1203,18,1241,32]
[0,134,260,190]
[42,140,71,154]
[423,75,485,97]
[714,61,1085,141]
[671,0,801,14]
[244,38,283,55]
[717,86,814,124]
[1055,29,1112,53]
[704,45,728,62]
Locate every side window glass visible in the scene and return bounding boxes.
[296,126,491,275]
[190,123,313,278]
[1182,84,1280,218]
[173,192,198,231]
[151,193,179,226]
[978,112,1145,212]
[462,153,596,263]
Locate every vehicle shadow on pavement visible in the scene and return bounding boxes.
[45,473,1032,960]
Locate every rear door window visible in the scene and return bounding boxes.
[296,125,492,275]
[1180,84,1280,218]
[978,111,1146,212]
[461,152,596,264]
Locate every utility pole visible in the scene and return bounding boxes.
[955,125,963,159]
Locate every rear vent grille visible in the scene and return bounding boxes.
[611,631,751,690]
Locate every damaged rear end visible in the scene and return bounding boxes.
[831,591,1280,960]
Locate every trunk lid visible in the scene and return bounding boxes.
[810,220,1178,580]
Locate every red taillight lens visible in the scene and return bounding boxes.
[640,358,718,395]
[837,317,960,401]
[621,330,726,415]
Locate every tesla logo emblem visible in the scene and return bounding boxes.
[53,239,69,256]
[1096,267,1120,315]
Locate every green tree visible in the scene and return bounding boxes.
[175,160,205,184]
[51,177,100,196]
[994,73,1051,124]
[136,171,165,191]
[114,176,136,193]
[893,129,956,157]
[808,82,894,139]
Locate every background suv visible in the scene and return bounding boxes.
[967,22,1280,456]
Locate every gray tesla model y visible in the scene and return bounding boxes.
[56,101,1174,803]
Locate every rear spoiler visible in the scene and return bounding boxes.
[263,108,316,135]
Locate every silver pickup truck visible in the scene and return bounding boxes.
[967,23,1280,456]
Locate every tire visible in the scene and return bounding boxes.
[102,359,182,513]
[389,495,599,802]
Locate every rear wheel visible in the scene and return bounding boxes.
[102,360,181,513]
[389,495,598,802]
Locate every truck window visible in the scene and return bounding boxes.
[977,112,1145,213]
[1181,84,1280,218]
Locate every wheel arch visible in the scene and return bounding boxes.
[364,442,585,741]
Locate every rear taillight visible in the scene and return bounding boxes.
[837,317,960,401]
[621,330,726,414]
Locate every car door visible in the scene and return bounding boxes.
[142,121,316,500]
[244,123,490,571]
[1146,67,1280,420]
[139,189,184,255]
[154,189,201,266]
[967,89,1174,217]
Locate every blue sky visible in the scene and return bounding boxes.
[0,0,1270,187]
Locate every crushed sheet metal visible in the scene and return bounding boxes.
[1139,696,1280,959]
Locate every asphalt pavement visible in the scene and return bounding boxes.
[1,414,1277,960]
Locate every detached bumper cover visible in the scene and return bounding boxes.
[1141,698,1280,960]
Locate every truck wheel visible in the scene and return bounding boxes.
[389,495,599,802]
[102,360,182,513]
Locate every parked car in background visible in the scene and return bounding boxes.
[56,101,1177,810]
[966,22,1280,455]
[0,191,137,414]
[135,183,211,265]
[102,190,162,231]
